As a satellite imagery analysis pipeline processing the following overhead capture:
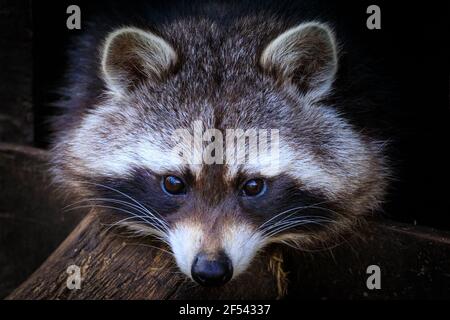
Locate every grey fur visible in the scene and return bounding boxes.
[51,13,389,279]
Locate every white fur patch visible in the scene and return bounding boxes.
[168,223,204,278]
[221,224,265,278]
[167,221,265,280]
[67,102,187,177]
[230,141,344,198]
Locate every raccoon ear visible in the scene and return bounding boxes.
[101,27,177,93]
[260,22,337,97]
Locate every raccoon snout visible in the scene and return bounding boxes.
[191,252,233,287]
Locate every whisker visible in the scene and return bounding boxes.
[64,197,169,231]
[263,218,333,238]
[123,242,174,256]
[65,204,167,235]
[102,215,161,235]
[69,180,169,228]
[258,200,333,230]
[275,228,352,253]
[101,220,170,245]
[261,214,332,234]
[262,219,331,237]
[65,197,148,215]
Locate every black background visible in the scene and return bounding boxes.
[31,0,449,230]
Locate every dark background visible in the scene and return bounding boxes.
[3,0,450,230]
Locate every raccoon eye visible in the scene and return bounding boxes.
[241,178,266,197]
[162,176,186,195]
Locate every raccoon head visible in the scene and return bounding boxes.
[52,20,387,287]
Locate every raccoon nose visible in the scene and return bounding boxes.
[191,252,233,287]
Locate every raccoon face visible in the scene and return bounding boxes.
[52,20,387,286]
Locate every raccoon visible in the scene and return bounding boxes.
[52,1,388,287]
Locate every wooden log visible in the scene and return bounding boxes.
[0,143,82,298]
[7,209,450,300]
[2,143,450,299]
[7,210,282,300]
[284,220,450,299]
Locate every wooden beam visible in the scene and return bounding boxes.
[7,209,282,299]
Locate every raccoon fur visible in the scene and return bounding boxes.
[51,0,389,287]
